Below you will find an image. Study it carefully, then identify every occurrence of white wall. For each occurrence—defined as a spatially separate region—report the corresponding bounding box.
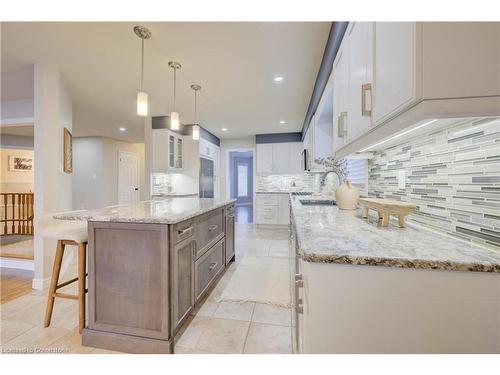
[1,99,34,121]
[72,136,146,210]
[220,137,256,200]
[33,63,73,289]
[0,148,34,193]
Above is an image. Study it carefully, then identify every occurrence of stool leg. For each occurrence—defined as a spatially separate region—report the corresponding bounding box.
[44,240,65,327]
[78,242,87,333]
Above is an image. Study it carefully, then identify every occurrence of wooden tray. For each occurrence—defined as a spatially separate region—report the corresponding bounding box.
[359,198,416,228]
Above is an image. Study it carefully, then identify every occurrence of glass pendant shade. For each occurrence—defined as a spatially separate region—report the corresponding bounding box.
[170,111,180,130]
[137,91,148,116]
[192,125,200,140]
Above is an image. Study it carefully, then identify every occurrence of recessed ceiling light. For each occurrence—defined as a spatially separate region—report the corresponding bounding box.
[221,127,228,132]
[274,76,283,82]
[279,120,286,125]
[119,127,127,132]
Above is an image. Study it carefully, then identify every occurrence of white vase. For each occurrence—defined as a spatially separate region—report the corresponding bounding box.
[335,181,360,210]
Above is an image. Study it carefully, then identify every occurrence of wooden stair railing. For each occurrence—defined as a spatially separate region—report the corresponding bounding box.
[1,192,34,236]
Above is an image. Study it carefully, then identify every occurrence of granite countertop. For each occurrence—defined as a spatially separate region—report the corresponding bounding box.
[290,195,500,273]
[54,197,236,225]
[256,189,315,194]
[152,193,198,197]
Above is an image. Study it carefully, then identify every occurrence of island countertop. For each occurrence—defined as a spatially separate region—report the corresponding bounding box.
[54,197,236,225]
[290,194,500,273]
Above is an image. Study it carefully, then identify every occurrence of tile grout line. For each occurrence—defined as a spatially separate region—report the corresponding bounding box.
[241,302,256,353]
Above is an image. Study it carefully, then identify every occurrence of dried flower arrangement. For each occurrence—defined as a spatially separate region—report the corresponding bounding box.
[314,156,349,182]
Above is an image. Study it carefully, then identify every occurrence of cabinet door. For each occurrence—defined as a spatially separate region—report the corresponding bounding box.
[176,137,183,169]
[152,129,169,172]
[347,22,374,142]
[289,142,303,174]
[332,45,349,152]
[372,22,417,125]
[277,194,290,226]
[272,143,291,174]
[256,144,273,174]
[173,238,194,330]
[168,133,176,168]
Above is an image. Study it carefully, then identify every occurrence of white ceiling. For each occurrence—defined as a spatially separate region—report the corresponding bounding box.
[1,22,330,142]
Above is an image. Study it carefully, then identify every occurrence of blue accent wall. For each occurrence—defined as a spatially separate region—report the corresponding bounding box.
[152,116,220,146]
[255,132,302,144]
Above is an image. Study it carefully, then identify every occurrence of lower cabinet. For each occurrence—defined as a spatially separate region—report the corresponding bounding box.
[172,237,195,330]
[194,238,225,301]
[256,193,290,226]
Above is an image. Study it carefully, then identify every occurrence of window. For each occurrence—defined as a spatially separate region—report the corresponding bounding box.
[237,164,248,197]
[346,159,368,196]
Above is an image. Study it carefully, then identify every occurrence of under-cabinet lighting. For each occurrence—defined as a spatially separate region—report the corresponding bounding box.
[119,127,127,132]
[221,127,228,132]
[358,119,438,152]
[274,76,283,82]
[279,120,286,125]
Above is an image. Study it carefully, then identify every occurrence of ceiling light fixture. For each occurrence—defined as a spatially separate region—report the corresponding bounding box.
[274,76,283,82]
[119,127,127,132]
[279,120,286,125]
[168,61,182,131]
[190,84,201,141]
[221,127,228,132]
[134,26,151,117]
[358,119,438,152]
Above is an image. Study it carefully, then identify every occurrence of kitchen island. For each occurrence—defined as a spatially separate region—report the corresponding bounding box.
[289,194,500,353]
[55,197,236,354]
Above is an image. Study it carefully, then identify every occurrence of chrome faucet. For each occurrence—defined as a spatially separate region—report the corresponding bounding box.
[320,170,343,190]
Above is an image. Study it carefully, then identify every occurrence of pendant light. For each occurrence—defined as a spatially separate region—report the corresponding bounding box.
[190,84,201,140]
[133,26,151,117]
[168,61,182,130]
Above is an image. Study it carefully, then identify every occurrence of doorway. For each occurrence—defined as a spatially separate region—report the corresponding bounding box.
[228,150,254,223]
[118,151,140,205]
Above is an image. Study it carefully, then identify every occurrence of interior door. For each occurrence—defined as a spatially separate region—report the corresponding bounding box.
[118,151,139,205]
[233,157,253,205]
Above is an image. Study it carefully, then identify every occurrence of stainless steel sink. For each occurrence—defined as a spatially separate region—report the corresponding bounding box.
[299,199,336,206]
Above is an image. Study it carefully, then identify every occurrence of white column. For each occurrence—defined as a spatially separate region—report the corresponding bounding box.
[32,63,73,290]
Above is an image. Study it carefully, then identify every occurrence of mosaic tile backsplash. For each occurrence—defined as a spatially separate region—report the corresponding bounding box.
[257,174,316,192]
[368,117,500,250]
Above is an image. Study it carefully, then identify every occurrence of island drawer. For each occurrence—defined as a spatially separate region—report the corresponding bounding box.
[194,238,225,301]
[172,219,194,244]
[256,194,279,206]
[195,208,224,257]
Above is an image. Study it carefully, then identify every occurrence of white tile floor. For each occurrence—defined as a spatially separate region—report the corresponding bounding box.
[0,220,293,354]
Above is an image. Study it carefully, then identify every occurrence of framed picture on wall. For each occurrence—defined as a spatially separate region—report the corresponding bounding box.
[63,127,72,173]
[9,156,34,172]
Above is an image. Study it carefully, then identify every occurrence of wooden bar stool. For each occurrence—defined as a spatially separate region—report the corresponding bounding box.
[39,213,88,333]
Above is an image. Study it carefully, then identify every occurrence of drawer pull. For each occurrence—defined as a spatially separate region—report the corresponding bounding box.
[177,227,192,236]
[208,261,219,272]
[208,224,218,232]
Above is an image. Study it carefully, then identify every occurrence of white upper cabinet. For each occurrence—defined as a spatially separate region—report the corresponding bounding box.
[152,128,183,172]
[256,142,303,174]
[332,44,349,153]
[372,22,417,126]
[256,143,273,174]
[347,22,374,142]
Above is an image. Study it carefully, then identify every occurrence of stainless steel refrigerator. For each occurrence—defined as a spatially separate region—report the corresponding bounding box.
[199,157,214,198]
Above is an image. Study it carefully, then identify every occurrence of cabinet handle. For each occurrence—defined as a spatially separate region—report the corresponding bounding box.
[208,261,218,272]
[192,241,197,257]
[337,111,347,138]
[178,226,193,236]
[296,298,303,314]
[361,83,372,117]
[208,224,218,232]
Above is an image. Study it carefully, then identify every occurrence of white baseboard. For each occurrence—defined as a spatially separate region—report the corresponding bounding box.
[0,257,34,271]
[32,276,51,290]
